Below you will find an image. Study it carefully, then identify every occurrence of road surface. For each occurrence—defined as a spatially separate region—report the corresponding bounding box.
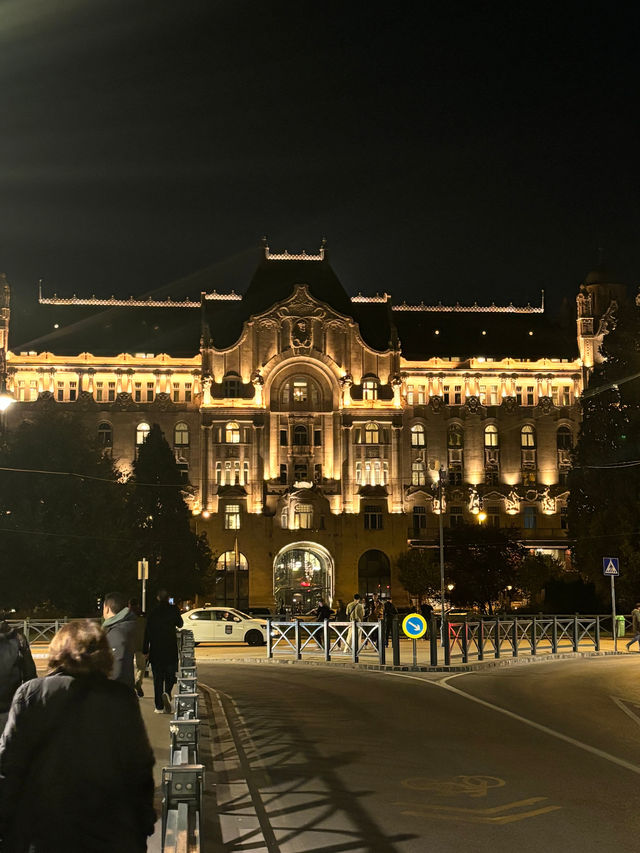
[198,656,640,852]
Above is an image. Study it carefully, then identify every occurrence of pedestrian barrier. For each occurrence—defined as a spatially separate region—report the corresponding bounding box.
[267,619,385,664]
[442,614,604,665]
[6,619,66,644]
[161,629,204,853]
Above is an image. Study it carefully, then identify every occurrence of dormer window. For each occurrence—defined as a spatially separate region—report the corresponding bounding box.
[362,377,378,401]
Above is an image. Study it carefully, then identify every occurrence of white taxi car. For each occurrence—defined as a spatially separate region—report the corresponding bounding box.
[182,607,267,646]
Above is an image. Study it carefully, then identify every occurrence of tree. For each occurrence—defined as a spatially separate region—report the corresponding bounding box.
[516,553,563,605]
[0,406,134,614]
[127,423,210,600]
[445,524,524,613]
[395,549,441,602]
[568,297,640,609]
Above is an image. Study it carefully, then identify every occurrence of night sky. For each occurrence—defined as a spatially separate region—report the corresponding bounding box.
[1,1,639,317]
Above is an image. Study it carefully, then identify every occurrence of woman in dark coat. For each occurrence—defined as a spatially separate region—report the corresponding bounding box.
[0,620,37,733]
[0,619,155,853]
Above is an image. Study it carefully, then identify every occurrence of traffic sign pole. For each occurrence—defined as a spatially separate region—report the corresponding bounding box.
[611,575,617,653]
[137,558,149,613]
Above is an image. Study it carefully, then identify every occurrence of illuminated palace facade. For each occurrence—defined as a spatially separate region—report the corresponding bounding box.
[0,246,623,611]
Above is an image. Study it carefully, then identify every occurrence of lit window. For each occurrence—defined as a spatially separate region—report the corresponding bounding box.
[215,462,222,484]
[222,374,242,397]
[365,422,379,444]
[407,384,414,404]
[224,504,241,530]
[411,424,425,447]
[417,385,426,404]
[295,504,313,529]
[362,378,378,401]
[484,425,499,447]
[174,422,189,447]
[448,425,463,447]
[521,425,536,448]
[226,422,240,444]
[136,422,150,447]
[293,380,308,402]
[411,460,426,486]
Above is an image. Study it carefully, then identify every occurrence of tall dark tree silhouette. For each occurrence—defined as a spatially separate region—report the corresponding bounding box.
[0,406,132,613]
[128,423,210,600]
[568,295,640,608]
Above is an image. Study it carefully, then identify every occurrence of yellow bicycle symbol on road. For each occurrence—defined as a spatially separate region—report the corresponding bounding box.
[401,775,505,799]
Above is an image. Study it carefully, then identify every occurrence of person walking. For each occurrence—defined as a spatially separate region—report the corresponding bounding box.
[143,589,183,714]
[420,600,434,640]
[102,591,138,688]
[0,619,36,734]
[383,597,398,648]
[314,600,331,622]
[0,619,155,853]
[128,598,147,698]
[626,602,640,651]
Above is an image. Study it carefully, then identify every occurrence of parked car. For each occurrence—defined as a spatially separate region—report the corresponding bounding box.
[181,607,267,646]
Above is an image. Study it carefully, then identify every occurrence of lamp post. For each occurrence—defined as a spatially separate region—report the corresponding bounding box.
[438,467,446,646]
[0,348,15,434]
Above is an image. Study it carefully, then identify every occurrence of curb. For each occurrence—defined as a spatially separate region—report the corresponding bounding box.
[198,649,624,673]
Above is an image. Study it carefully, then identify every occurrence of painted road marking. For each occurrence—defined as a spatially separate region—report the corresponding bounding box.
[401,775,505,798]
[382,671,640,776]
[394,796,561,825]
[611,696,640,729]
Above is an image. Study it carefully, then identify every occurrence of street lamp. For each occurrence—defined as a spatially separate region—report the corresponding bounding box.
[437,467,447,646]
[478,511,487,524]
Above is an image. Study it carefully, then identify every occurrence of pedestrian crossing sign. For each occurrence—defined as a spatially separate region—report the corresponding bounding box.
[603,557,620,576]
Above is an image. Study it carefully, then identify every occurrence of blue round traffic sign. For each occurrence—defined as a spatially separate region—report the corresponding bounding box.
[402,613,427,639]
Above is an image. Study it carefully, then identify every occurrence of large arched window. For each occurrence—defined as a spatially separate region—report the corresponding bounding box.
[365,422,379,444]
[357,549,390,598]
[557,426,572,450]
[98,422,113,449]
[293,425,308,446]
[215,550,249,610]
[174,421,189,447]
[484,424,499,447]
[279,376,321,410]
[448,424,464,447]
[521,425,536,448]
[136,422,150,447]
[411,424,425,447]
[225,421,240,444]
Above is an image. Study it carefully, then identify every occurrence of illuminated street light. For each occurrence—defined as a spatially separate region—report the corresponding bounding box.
[0,347,14,412]
[478,511,487,523]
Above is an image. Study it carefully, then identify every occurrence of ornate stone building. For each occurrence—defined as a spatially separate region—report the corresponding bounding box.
[0,245,623,611]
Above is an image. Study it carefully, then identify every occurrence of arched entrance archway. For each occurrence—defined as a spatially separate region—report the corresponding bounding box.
[273,542,334,616]
[358,549,391,598]
[215,551,249,611]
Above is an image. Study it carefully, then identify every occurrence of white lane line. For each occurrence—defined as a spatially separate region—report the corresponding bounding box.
[611,696,640,729]
[381,670,640,777]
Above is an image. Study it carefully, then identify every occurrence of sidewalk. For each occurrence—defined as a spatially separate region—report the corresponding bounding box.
[138,689,171,853]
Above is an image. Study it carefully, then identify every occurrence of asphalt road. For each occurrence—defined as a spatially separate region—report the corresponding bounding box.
[198,657,640,852]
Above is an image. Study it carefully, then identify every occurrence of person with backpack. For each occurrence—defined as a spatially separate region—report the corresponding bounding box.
[0,619,37,734]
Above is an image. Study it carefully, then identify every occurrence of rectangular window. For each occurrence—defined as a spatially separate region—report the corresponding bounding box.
[449,506,464,527]
[443,386,450,404]
[551,387,559,406]
[490,385,499,406]
[526,386,535,406]
[294,463,308,481]
[479,385,486,404]
[417,385,426,405]
[356,460,362,485]
[562,386,571,406]
[364,504,383,530]
[57,382,64,402]
[279,463,288,485]
[134,382,141,402]
[413,506,427,530]
[69,381,77,402]
[96,382,103,402]
[185,383,192,403]
[523,506,537,529]
[215,462,222,484]
[353,426,362,444]
[487,507,500,528]
[295,504,313,529]
[29,381,37,401]
[280,429,288,446]
[224,504,241,530]
[407,384,414,405]
[314,463,322,483]
[146,382,154,402]
[173,383,180,403]
[516,386,523,405]
[454,386,462,405]
[18,380,25,402]
[108,382,116,402]
[314,429,322,447]
[243,461,249,485]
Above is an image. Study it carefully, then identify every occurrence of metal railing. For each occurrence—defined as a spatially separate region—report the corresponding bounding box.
[161,629,204,853]
[267,619,386,664]
[5,619,66,644]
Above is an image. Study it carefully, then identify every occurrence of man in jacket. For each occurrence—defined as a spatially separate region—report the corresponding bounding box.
[102,591,138,688]
[0,621,37,733]
[143,590,183,714]
[345,594,364,652]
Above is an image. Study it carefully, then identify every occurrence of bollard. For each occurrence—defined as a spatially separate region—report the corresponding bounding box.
[429,615,438,665]
[170,719,200,765]
[178,676,197,694]
[161,764,205,849]
[175,693,198,720]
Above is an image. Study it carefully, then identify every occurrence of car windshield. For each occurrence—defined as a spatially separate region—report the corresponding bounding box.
[227,608,251,620]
